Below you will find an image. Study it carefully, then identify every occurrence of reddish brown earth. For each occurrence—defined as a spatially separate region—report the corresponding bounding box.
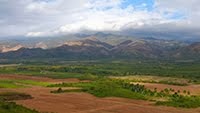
[0,74,200,113]
[15,88,200,113]
[0,74,88,83]
[136,83,200,95]
[1,87,198,113]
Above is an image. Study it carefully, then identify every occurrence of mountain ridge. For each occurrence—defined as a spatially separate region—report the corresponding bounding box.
[0,36,199,60]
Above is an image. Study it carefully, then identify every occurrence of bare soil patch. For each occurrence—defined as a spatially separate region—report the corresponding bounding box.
[0,86,199,113]
[0,74,88,83]
[0,74,200,113]
[136,82,200,95]
[15,87,200,113]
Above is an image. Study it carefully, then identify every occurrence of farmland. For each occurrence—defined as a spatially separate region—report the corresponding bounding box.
[0,60,199,113]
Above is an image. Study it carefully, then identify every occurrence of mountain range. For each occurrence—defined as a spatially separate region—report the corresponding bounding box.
[0,33,199,61]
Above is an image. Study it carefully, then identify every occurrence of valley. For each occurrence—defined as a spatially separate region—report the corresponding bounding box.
[0,60,200,113]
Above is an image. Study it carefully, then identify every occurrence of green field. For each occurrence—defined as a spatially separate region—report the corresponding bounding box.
[0,101,39,113]
[0,79,50,88]
[0,92,39,113]
[0,60,200,81]
[48,79,200,108]
[111,75,190,86]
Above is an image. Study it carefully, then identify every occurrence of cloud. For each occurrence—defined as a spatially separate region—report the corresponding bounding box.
[0,0,200,40]
[26,32,46,37]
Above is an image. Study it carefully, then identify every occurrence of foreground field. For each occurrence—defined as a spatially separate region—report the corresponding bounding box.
[15,89,200,113]
[0,74,200,113]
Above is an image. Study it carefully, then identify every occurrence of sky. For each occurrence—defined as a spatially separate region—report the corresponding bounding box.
[0,0,200,40]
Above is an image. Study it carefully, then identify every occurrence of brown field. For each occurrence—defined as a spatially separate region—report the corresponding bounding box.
[112,75,200,95]
[0,74,84,83]
[0,74,200,113]
[137,82,200,95]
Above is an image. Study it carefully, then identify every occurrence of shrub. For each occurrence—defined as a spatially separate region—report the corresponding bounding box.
[156,96,200,108]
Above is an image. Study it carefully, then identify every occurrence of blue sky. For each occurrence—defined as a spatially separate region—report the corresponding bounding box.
[121,0,185,20]
[121,0,154,11]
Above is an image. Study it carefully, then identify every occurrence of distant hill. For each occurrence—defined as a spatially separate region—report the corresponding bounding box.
[0,38,111,59]
[173,42,200,60]
[0,33,199,60]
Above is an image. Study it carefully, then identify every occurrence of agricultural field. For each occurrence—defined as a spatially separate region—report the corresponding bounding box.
[0,60,199,113]
[0,60,200,80]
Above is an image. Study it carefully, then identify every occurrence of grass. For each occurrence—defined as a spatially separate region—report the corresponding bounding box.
[0,92,39,113]
[48,79,200,108]
[111,75,189,86]
[0,60,200,109]
[0,80,24,88]
[0,79,50,88]
[0,101,39,113]
[158,80,188,86]
[14,80,50,87]
[156,95,200,108]
[0,92,33,101]
[0,60,200,81]
[48,79,147,100]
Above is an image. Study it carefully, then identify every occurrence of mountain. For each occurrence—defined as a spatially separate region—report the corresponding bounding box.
[0,38,111,59]
[35,42,48,49]
[174,42,200,60]
[63,37,113,49]
[111,38,188,59]
[46,38,112,59]
[0,48,45,59]
[0,45,23,53]
[0,32,185,52]
[111,40,163,58]
[0,33,199,61]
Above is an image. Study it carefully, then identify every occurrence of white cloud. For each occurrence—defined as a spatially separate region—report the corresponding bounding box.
[26,0,89,14]
[0,0,200,40]
[86,0,122,9]
[155,0,200,25]
[26,32,46,37]
[49,1,172,35]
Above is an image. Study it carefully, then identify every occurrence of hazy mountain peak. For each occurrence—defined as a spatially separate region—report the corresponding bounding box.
[0,45,23,53]
[187,42,200,52]
[62,37,112,49]
[35,42,48,49]
[84,36,100,42]
[118,40,133,46]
